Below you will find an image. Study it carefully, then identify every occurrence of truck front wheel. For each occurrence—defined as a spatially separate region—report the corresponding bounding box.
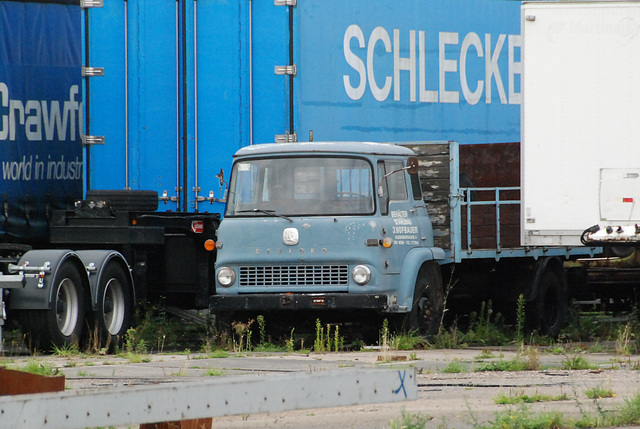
[406,262,444,338]
[21,262,87,351]
[94,263,133,350]
[531,269,567,338]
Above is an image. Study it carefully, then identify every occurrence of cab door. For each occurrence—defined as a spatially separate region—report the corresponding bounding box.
[377,159,422,274]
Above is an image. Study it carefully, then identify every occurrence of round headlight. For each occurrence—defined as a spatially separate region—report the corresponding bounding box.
[352,265,371,285]
[217,267,236,287]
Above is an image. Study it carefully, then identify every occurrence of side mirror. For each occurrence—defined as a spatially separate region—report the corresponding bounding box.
[407,157,419,175]
[216,169,225,186]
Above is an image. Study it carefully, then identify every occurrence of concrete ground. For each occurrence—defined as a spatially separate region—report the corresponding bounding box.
[4,345,640,428]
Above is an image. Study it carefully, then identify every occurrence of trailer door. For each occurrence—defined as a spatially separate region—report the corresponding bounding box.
[84,1,182,211]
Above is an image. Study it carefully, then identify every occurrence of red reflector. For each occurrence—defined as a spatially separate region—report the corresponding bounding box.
[623,198,635,203]
[191,221,204,233]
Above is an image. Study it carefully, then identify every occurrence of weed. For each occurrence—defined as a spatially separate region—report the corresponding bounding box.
[127,354,143,364]
[561,353,597,370]
[240,316,281,352]
[481,391,640,429]
[315,322,341,352]
[493,390,568,404]
[616,321,634,356]
[232,319,254,352]
[479,404,564,429]
[130,300,209,353]
[257,315,267,345]
[520,347,541,370]
[392,331,428,350]
[52,342,82,358]
[475,352,540,372]
[124,327,147,355]
[587,342,608,353]
[380,318,427,352]
[473,350,496,361]
[457,301,510,347]
[438,268,458,336]
[389,408,432,429]
[333,325,343,352]
[204,368,225,377]
[253,343,285,352]
[611,393,640,426]
[285,328,295,353]
[15,360,59,376]
[441,360,468,373]
[585,385,615,399]
[314,318,323,352]
[432,323,466,349]
[200,334,231,355]
[515,293,526,347]
[548,345,566,355]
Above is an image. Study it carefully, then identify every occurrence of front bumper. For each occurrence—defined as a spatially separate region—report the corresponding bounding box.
[210,293,389,312]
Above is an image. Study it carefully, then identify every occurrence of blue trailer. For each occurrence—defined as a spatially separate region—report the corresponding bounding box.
[85,0,524,211]
[0,0,220,351]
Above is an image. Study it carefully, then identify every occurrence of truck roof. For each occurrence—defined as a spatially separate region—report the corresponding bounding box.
[233,142,415,157]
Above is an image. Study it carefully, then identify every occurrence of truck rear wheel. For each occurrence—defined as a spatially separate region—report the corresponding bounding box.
[21,262,86,351]
[406,262,444,338]
[94,263,133,350]
[531,268,567,337]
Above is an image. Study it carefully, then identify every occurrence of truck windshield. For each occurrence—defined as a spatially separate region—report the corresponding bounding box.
[226,156,375,216]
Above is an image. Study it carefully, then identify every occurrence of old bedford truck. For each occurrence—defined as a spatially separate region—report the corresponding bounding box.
[212,142,445,336]
[210,140,594,338]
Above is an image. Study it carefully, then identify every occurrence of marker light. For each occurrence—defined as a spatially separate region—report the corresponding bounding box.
[381,237,393,248]
[204,239,216,251]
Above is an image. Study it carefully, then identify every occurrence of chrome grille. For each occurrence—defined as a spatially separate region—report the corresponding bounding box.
[239,265,349,287]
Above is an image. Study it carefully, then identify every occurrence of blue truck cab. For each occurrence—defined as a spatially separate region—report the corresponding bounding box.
[211,142,446,335]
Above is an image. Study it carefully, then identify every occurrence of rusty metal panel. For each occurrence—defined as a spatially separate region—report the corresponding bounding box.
[0,367,65,396]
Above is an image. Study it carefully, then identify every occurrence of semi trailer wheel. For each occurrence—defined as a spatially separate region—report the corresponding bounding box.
[21,262,87,351]
[94,263,133,349]
[406,262,444,338]
[531,268,567,338]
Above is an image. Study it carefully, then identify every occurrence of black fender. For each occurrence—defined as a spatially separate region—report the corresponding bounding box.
[75,250,134,312]
[7,249,89,310]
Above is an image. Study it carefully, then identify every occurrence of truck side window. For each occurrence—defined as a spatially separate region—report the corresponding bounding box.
[377,160,408,215]
[410,171,422,200]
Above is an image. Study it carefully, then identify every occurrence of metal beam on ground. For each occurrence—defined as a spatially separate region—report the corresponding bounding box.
[0,368,416,429]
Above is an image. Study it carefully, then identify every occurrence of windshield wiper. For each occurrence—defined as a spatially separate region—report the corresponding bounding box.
[237,209,293,223]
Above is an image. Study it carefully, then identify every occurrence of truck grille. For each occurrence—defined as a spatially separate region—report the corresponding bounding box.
[239,265,349,287]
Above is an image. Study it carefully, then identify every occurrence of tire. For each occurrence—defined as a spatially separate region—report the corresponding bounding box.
[86,189,158,212]
[531,269,567,338]
[20,262,86,351]
[94,263,133,350]
[405,262,444,338]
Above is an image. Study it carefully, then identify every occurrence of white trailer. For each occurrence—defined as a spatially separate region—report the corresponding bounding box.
[522,1,640,247]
